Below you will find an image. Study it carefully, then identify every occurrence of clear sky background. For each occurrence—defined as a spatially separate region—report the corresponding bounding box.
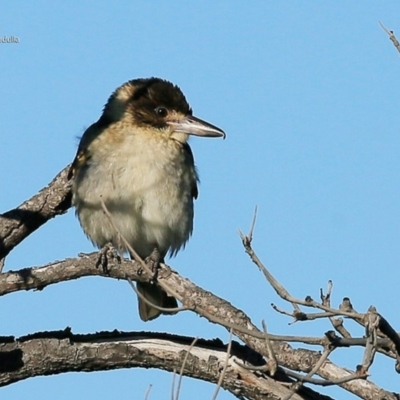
[2,2,400,399]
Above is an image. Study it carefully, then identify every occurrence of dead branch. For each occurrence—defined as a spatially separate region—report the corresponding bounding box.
[0,165,72,260]
[0,329,310,400]
[239,223,399,399]
[1,165,399,398]
[0,254,397,399]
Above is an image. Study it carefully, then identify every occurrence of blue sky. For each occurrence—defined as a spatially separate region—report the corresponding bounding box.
[2,2,400,399]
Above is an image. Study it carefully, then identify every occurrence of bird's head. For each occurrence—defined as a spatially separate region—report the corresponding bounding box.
[102,77,226,143]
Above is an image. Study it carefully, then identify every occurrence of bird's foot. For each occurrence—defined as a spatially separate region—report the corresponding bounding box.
[96,242,121,273]
[144,248,162,281]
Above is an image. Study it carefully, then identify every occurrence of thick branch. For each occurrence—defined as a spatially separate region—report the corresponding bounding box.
[0,255,397,400]
[0,329,322,400]
[0,165,72,260]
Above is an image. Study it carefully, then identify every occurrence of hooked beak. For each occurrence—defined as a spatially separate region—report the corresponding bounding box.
[167,115,226,139]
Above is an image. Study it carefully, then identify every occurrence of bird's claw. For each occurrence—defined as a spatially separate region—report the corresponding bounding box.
[143,248,161,280]
[96,242,121,273]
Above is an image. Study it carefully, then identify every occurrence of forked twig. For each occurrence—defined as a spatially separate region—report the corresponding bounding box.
[238,210,393,391]
[238,208,301,312]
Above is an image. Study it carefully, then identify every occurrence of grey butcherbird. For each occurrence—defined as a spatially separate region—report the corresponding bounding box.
[69,77,225,321]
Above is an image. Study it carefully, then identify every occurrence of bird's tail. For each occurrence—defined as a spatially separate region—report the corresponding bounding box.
[136,281,178,321]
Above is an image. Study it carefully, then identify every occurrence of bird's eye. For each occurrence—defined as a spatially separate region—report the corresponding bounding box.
[155,107,168,118]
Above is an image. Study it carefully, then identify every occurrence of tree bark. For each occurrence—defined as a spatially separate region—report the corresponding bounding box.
[0,329,331,400]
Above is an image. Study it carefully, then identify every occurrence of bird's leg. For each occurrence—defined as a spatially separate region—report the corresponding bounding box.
[95,242,121,273]
[144,247,162,281]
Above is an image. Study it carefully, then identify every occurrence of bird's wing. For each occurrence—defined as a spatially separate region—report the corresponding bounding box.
[182,142,199,200]
[68,122,105,180]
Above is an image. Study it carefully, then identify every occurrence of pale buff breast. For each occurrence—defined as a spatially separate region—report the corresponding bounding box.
[72,127,196,259]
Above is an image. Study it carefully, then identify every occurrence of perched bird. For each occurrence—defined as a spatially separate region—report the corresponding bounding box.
[69,77,225,321]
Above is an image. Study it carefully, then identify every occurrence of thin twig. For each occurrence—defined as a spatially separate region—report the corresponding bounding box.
[241,236,364,319]
[320,280,332,305]
[211,329,233,400]
[144,384,152,400]
[323,282,352,338]
[100,198,147,270]
[262,320,277,376]
[127,277,187,314]
[171,370,176,400]
[283,347,333,400]
[271,304,342,322]
[100,198,181,301]
[379,21,400,54]
[174,337,198,400]
[282,367,367,387]
[239,227,301,312]
[248,206,258,242]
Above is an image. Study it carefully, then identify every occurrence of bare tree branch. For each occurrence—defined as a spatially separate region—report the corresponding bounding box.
[1,165,399,399]
[0,254,397,399]
[0,329,324,400]
[0,165,72,260]
[238,233,399,399]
